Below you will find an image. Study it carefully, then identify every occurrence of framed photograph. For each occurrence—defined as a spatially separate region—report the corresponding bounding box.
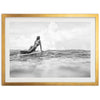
[2,14,99,85]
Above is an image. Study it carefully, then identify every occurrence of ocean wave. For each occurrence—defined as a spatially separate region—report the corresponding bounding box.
[10,49,90,61]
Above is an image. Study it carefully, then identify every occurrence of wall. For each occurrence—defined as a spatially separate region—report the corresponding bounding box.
[0,0,100,100]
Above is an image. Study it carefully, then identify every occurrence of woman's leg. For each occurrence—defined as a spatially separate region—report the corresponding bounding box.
[20,50,29,54]
[28,47,36,53]
[20,46,36,54]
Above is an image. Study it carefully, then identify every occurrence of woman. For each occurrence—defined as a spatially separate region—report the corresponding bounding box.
[20,36,42,54]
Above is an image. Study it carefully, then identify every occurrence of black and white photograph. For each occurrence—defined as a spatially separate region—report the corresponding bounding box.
[10,18,91,78]
[2,14,98,85]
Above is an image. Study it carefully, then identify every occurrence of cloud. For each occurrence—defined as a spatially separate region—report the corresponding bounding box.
[10,22,91,50]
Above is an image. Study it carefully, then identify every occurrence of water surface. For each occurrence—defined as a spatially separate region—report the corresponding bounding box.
[10,50,90,77]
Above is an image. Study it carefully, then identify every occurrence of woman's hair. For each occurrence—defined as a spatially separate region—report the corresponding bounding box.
[36,36,40,40]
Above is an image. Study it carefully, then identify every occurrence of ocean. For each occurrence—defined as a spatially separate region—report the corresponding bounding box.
[10,50,90,78]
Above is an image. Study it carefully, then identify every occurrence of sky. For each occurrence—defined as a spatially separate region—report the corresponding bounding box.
[9,21,91,50]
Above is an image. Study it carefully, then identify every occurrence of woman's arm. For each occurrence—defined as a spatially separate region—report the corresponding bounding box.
[40,40,42,52]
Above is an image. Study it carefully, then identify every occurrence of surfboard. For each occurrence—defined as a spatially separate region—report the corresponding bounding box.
[19,51,41,56]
